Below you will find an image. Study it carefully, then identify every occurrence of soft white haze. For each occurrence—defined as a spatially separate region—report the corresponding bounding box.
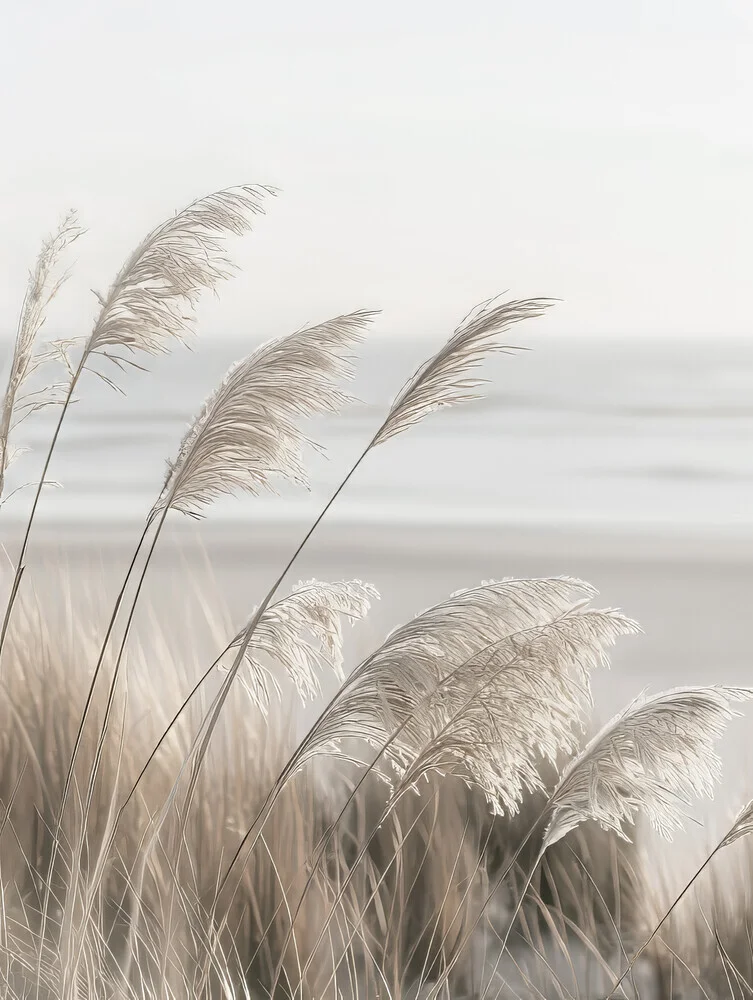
[2,0,752,340]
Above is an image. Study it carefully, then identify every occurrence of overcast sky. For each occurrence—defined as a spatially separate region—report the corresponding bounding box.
[2,0,752,341]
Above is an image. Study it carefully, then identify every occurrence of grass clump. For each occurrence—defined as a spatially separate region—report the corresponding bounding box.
[0,186,750,1000]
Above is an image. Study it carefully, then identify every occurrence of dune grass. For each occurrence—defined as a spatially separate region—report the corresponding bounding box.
[0,187,751,999]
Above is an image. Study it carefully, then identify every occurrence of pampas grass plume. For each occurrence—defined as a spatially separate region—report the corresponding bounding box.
[86,185,274,362]
[154,311,375,519]
[373,295,553,446]
[225,579,379,712]
[0,211,84,496]
[544,685,753,849]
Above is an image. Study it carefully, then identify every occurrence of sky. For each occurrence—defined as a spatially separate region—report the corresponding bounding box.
[2,0,752,342]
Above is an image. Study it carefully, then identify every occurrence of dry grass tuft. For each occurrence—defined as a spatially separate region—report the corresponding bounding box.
[0,187,749,1000]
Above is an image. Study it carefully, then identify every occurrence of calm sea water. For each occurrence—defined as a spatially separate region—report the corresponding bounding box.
[3,335,752,531]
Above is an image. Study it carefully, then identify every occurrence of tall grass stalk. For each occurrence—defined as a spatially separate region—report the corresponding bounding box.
[27,187,272,994]
[1,187,271,663]
[0,213,84,658]
[12,185,273,915]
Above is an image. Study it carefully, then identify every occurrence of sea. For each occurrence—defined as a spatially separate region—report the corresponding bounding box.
[2,335,752,533]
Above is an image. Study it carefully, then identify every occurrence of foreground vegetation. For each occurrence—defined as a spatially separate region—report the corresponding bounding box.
[0,188,751,999]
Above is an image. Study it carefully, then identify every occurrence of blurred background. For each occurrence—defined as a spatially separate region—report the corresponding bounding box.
[1,0,752,845]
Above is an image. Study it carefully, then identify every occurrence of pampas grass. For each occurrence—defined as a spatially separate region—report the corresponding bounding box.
[544,685,753,849]
[372,296,553,446]
[430,687,753,999]
[226,579,380,712]
[0,186,273,657]
[0,184,750,1000]
[155,312,373,519]
[86,186,272,361]
[0,211,83,501]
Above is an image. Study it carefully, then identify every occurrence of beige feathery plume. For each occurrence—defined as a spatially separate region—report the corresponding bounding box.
[296,578,609,780]
[85,185,273,362]
[395,607,639,818]
[0,212,83,496]
[224,579,379,711]
[373,295,553,446]
[152,311,374,519]
[543,685,753,849]
[719,797,753,849]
